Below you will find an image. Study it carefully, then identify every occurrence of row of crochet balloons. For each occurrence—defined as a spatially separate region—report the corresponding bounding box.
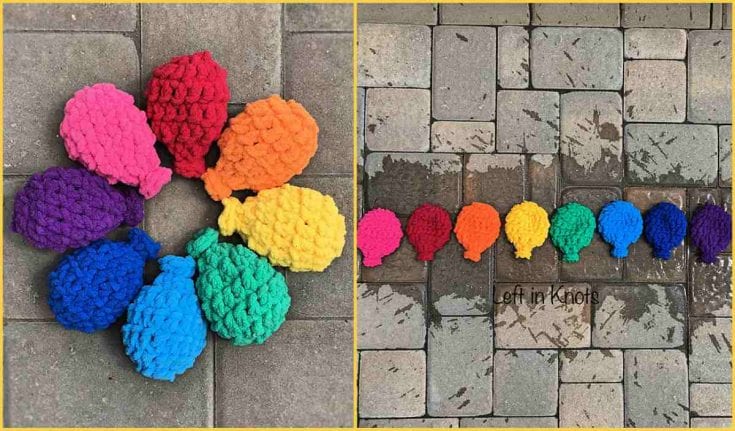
[11,51,347,382]
[358,200,731,266]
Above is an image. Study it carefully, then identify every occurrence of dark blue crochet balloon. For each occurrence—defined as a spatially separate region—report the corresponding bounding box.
[598,200,643,258]
[644,202,687,260]
[48,228,160,333]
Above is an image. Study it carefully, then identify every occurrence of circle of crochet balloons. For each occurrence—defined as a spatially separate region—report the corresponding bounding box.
[186,228,290,346]
[48,228,160,333]
[59,83,172,199]
[201,95,319,201]
[505,201,550,259]
[690,203,732,264]
[454,202,501,262]
[218,184,346,272]
[122,255,207,382]
[11,167,144,253]
[644,202,687,260]
[549,202,596,263]
[145,51,230,178]
[406,203,452,262]
[597,200,643,258]
[357,208,403,267]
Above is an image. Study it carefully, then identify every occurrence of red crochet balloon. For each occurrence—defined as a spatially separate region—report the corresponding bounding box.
[145,51,230,178]
[406,203,452,261]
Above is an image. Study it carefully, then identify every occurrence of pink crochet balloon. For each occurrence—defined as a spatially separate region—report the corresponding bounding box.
[60,83,172,199]
[358,208,403,267]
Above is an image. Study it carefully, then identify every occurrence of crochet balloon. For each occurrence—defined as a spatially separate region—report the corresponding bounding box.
[48,228,160,333]
[122,255,207,382]
[201,95,319,201]
[549,202,596,263]
[218,184,346,272]
[597,200,643,258]
[11,167,144,253]
[186,228,290,345]
[454,202,501,262]
[643,202,687,260]
[357,208,403,267]
[504,201,550,259]
[405,203,452,262]
[690,203,731,264]
[59,83,172,199]
[145,51,230,178]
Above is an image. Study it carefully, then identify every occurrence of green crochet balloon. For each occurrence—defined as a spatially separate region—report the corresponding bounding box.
[549,202,596,263]
[186,227,290,346]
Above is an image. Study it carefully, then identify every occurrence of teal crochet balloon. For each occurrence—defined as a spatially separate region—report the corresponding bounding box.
[549,202,596,263]
[186,228,290,346]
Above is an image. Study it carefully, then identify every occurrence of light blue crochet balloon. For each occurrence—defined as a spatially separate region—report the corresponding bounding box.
[597,200,643,258]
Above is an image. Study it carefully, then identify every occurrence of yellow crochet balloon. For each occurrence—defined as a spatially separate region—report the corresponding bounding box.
[505,201,550,259]
[218,184,346,272]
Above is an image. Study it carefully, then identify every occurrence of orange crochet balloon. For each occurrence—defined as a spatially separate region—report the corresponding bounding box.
[201,95,318,201]
[454,202,501,262]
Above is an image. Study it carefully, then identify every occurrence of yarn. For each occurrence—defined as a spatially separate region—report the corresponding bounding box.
[549,202,596,263]
[145,51,230,178]
[59,83,172,199]
[122,255,207,382]
[201,95,319,201]
[454,202,501,262]
[643,202,687,260]
[11,167,144,253]
[357,208,403,267]
[505,201,550,259]
[48,228,160,333]
[597,200,643,258]
[186,228,290,345]
[405,203,452,262]
[218,184,345,272]
[690,203,731,264]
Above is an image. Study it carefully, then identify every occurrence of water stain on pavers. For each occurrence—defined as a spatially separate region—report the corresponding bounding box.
[358,283,426,349]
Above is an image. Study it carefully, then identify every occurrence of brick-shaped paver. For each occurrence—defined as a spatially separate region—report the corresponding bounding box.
[432,26,496,121]
[529,155,559,210]
[624,60,686,122]
[690,317,732,383]
[463,154,524,215]
[431,238,491,316]
[496,90,559,153]
[493,350,558,416]
[366,88,430,152]
[726,4,732,29]
[690,256,732,317]
[497,26,529,89]
[431,121,494,153]
[690,383,732,417]
[714,3,724,29]
[624,350,689,427]
[560,349,623,382]
[360,222,427,283]
[357,4,437,25]
[559,383,623,427]
[495,236,559,283]
[622,4,710,28]
[720,126,732,186]
[284,4,351,31]
[358,283,426,349]
[688,30,732,124]
[691,417,733,428]
[531,28,623,90]
[624,29,687,59]
[494,283,591,349]
[358,24,431,88]
[459,417,558,428]
[427,317,493,416]
[359,350,426,418]
[5,4,137,31]
[532,4,619,27]
[439,4,529,25]
[358,87,365,179]
[360,418,458,428]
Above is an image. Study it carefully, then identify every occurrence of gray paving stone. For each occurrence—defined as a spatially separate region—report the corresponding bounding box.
[713,4,724,29]
[3,33,139,174]
[464,154,524,215]
[496,90,559,153]
[357,283,426,349]
[624,350,689,427]
[284,4,352,31]
[216,320,352,427]
[360,418,459,428]
[690,383,731,417]
[431,237,491,316]
[358,4,437,25]
[720,126,732,186]
[495,237,559,283]
[141,4,281,103]
[531,28,623,90]
[360,219,427,283]
[691,417,732,428]
[432,26,496,121]
[532,4,620,27]
[498,26,529,89]
[459,417,558,428]
[688,30,732,123]
[690,317,732,383]
[493,350,559,416]
[529,154,559,211]
[624,29,687,59]
[431,121,495,153]
[690,255,732,317]
[358,87,365,180]
[726,4,732,29]
[4,4,137,31]
[366,88,430,152]
[358,24,431,88]
[624,60,686,122]
[439,4,529,25]
[560,349,623,382]
[359,350,426,418]
[559,383,624,427]
[622,4,710,28]
[4,322,213,427]
[427,317,493,416]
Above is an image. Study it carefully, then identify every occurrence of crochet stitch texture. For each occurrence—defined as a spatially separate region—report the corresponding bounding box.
[454,202,501,262]
[644,202,687,260]
[505,201,550,259]
[357,208,403,267]
[48,228,160,333]
[201,95,319,201]
[406,203,452,262]
[12,167,144,253]
[597,200,643,258]
[186,228,290,345]
[122,255,207,382]
[145,51,230,178]
[549,202,596,263]
[690,203,731,264]
[59,83,172,199]
[218,184,346,272]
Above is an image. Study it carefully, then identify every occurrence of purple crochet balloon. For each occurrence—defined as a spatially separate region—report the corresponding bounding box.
[12,167,144,253]
[690,203,732,264]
